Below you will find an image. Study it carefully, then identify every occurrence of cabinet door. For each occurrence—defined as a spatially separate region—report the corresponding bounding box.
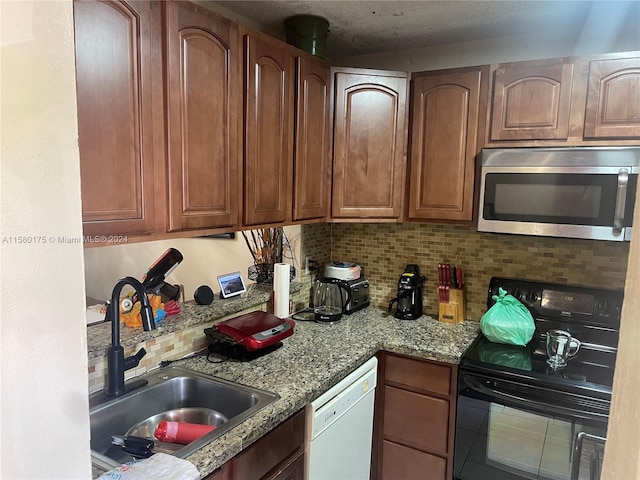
[584,57,640,139]
[407,68,484,222]
[381,440,446,480]
[244,33,295,226]
[490,62,574,140]
[293,56,331,222]
[165,1,240,232]
[74,0,158,236]
[265,450,305,480]
[383,386,450,454]
[332,68,408,219]
[233,410,305,480]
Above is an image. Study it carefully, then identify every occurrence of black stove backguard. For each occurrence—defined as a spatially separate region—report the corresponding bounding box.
[486,277,623,353]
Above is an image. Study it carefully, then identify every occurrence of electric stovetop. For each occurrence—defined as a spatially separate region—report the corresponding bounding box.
[459,277,624,401]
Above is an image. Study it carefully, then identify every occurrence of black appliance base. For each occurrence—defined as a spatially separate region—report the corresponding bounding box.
[207,339,283,361]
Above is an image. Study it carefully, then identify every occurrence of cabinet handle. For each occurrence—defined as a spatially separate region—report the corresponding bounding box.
[613,168,629,234]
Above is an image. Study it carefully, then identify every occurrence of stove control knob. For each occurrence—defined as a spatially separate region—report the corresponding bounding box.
[597,299,611,316]
[512,288,522,301]
[524,290,538,304]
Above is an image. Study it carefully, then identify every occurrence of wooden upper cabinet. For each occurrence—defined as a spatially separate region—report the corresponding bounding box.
[584,56,640,139]
[165,1,240,232]
[331,68,409,220]
[490,61,574,141]
[74,0,159,236]
[407,68,486,222]
[292,55,331,222]
[243,32,295,227]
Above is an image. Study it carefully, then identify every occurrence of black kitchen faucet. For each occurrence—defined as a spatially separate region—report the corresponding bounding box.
[106,277,156,397]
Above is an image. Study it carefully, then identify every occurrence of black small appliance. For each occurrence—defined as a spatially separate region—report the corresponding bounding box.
[141,248,183,301]
[388,264,426,320]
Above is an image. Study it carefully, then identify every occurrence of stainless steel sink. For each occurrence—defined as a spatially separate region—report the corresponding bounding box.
[89,366,279,464]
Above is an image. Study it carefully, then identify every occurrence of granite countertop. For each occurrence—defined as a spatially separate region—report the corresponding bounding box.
[173,307,481,478]
[89,290,480,479]
[87,283,301,359]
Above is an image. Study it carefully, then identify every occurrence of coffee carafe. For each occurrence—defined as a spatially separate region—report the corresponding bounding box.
[313,278,352,323]
[388,264,426,320]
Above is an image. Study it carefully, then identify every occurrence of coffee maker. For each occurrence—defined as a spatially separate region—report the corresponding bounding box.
[388,264,426,320]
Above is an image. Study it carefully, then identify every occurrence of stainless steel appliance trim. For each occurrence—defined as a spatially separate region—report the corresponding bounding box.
[613,169,629,234]
[476,219,628,241]
[570,432,606,480]
[480,147,640,169]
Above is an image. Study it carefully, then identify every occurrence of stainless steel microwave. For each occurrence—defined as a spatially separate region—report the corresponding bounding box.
[477,147,639,242]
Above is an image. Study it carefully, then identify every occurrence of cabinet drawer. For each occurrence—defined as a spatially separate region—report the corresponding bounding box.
[234,410,305,480]
[383,386,449,454]
[385,354,452,396]
[381,439,446,480]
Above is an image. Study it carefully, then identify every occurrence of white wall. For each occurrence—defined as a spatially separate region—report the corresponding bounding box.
[84,226,301,301]
[0,1,90,478]
[334,3,639,71]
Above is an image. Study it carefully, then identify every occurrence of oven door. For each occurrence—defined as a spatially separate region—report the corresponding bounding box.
[455,371,607,480]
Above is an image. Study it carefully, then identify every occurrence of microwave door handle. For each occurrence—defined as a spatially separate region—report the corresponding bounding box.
[613,168,629,234]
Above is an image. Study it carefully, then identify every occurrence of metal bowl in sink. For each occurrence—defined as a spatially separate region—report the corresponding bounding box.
[89,366,279,465]
[125,407,228,439]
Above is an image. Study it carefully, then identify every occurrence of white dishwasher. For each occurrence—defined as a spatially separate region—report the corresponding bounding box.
[307,357,378,480]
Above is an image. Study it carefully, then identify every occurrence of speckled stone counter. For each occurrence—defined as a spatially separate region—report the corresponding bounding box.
[170,307,481,478]
[87,283,302,360]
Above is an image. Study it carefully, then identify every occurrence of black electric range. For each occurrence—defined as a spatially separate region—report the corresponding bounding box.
[459,277,623,423]
[455,277,624,480]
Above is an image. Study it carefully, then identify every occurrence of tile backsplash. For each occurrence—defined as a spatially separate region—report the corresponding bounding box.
[302,223,629,320]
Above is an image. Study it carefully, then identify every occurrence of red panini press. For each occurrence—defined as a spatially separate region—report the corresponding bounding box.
[204,311,295,360]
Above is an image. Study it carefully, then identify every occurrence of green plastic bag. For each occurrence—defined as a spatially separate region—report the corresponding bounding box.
[480,288,535,346]
[478,342,532,371]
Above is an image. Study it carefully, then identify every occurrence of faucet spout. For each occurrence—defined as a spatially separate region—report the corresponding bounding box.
[106,276,156,397]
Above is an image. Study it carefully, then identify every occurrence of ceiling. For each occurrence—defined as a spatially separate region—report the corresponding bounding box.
[206,1,640,59]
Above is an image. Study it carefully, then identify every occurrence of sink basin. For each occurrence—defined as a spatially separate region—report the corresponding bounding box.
[89,366,279,464]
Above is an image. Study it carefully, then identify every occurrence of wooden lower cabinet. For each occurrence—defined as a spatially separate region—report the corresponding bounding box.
[382,440,446,480]
[373,352,458,480]
[203,410,305,480]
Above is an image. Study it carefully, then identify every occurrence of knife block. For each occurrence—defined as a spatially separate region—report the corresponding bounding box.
[438,287,466,324]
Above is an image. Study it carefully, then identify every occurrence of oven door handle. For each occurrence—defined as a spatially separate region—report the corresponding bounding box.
[570,431,606,480]
[462,375,608,422]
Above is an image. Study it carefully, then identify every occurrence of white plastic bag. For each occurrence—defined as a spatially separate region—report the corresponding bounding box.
[97,453,199,480]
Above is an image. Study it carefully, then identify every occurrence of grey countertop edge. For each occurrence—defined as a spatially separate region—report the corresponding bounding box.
[87,282,303,360]
[169,307,482,479]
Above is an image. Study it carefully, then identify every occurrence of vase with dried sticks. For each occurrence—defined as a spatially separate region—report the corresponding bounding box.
[242,228,295,284]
